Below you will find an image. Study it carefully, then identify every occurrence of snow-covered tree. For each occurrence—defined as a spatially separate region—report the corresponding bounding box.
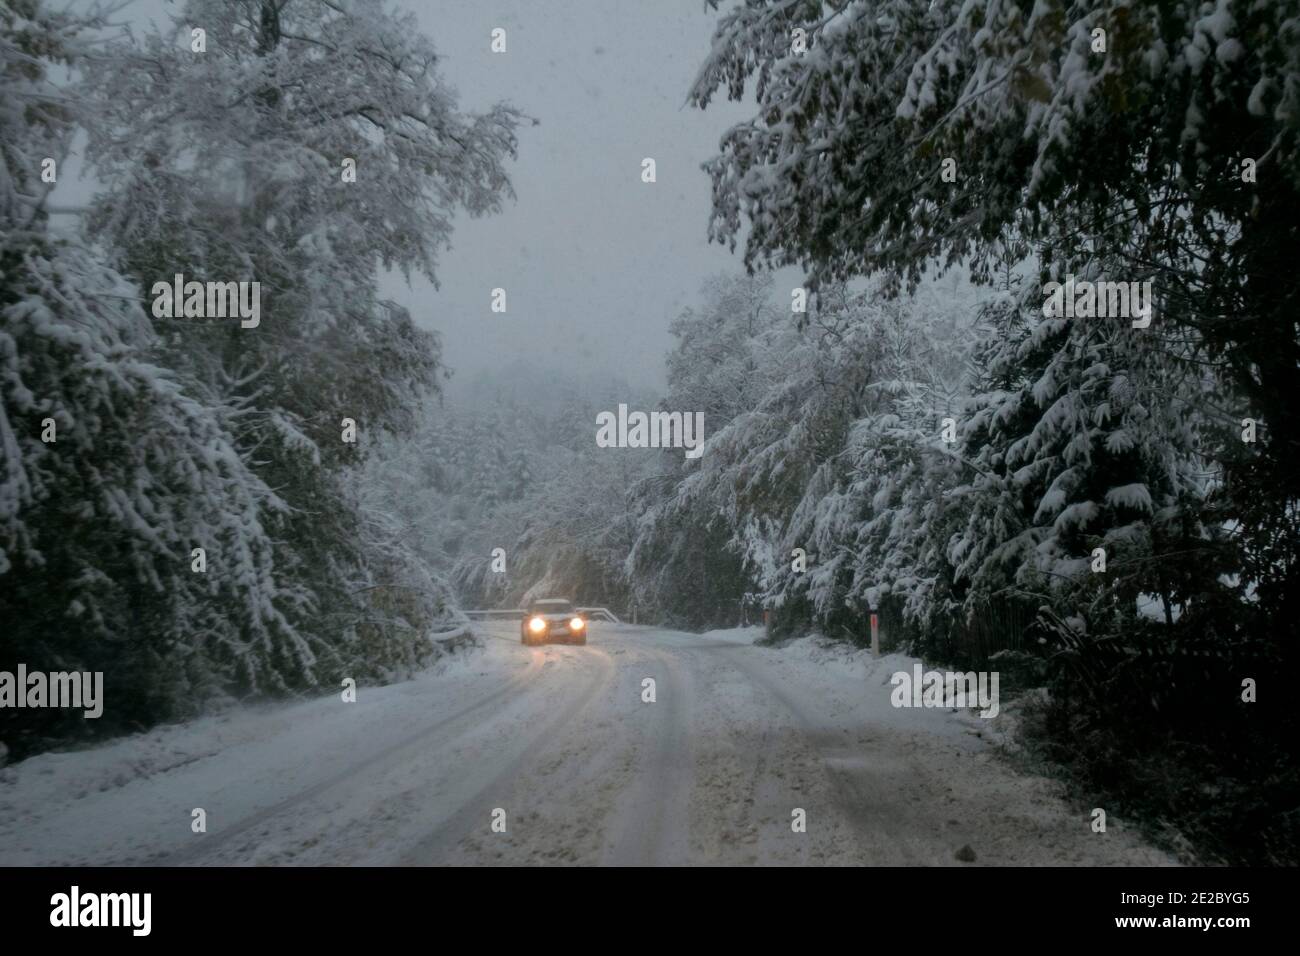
[950,274,1233,637]
[691,0,1300,643]
[628,271,980,637]
[1,1,317,753]
[2,0,523,755]
[365,371,656,617]
[77,0,522,680]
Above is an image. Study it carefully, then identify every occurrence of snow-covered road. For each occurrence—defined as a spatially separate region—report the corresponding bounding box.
[0,623,1176,866]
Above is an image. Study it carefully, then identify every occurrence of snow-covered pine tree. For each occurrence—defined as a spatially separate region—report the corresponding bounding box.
[951,271,1237,674]
[691,0,1300,650]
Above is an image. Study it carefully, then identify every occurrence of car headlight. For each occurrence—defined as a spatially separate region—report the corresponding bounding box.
[570,617,585,630]
[528,616,547,633]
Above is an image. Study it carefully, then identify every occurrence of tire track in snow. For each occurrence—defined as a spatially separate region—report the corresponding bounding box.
[597,640,694,866]
[683,639,925,864]
[398,645,617,865]
[159,653,547,866]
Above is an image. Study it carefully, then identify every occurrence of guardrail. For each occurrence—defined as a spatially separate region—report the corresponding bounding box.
[458,607,623,624]
[577,607,622,623]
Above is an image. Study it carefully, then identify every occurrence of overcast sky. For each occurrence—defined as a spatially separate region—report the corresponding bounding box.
[54,0,779,392]
[387,0,767,393]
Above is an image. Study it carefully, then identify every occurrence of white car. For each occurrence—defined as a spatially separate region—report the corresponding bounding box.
[521,598,587,646]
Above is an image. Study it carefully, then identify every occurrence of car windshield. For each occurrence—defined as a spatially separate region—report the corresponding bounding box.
[530,600,574,615]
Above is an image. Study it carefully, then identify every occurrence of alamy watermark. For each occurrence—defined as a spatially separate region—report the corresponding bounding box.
[0,665,103,718]
[1042,275,1153,328]
[50,886,150,936]
[596,404,704,459]
[890,664,999,718]
[151,272,260,328]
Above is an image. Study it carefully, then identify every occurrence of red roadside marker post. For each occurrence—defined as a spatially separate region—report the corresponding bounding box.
[870,612,879,658]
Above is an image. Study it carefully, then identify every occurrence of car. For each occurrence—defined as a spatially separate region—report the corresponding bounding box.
[521,598,587,646]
